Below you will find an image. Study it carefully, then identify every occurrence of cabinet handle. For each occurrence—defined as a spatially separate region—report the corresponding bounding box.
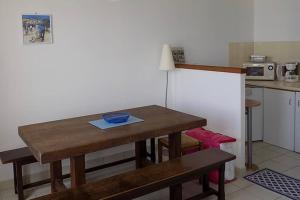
[289,99,292,105]
[298,100,300,107]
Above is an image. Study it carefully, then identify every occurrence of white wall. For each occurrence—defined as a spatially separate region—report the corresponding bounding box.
[0,0,253,182]
[254,0,300,41]
[169,70,245,169]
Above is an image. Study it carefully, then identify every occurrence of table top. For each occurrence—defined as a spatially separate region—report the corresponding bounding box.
[19,105,207,163]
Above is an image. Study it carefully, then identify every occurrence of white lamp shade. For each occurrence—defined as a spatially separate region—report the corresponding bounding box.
[159,44,175,71]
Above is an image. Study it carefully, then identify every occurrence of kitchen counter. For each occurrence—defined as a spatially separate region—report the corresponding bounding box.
[246,80,300,92]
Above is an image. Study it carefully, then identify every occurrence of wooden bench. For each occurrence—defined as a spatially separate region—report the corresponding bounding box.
[33,149,235,200]
[0,144,154,200]
[0,147,38,200]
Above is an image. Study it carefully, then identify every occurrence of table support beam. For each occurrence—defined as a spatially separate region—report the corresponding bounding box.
[168,132,182,200]
[70,155,86,188]
[50,161,66,193]
[135,140,148,169]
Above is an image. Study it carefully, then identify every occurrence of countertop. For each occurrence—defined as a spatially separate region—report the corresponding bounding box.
[246,80,300,92]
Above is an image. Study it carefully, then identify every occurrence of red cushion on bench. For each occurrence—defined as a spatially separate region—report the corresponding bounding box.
[186,128,236,149]
[186,128,236,184]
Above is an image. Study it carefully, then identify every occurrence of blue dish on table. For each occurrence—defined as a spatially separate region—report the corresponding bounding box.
[102,112,130,124]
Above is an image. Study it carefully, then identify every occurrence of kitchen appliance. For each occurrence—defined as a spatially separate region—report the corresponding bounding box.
[285,63,299,82]
[250,55,267,63]
[243,62,276,80]
[276,64,286,81]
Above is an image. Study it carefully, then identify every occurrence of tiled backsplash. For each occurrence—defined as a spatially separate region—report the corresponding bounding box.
[229,41,300,67]
[229,42,254,67]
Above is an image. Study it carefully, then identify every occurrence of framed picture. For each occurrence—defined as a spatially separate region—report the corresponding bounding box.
[171,47,185,64]
[22,14,53,44]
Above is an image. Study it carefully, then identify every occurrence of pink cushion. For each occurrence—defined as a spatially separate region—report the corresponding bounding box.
[185,128,236,184]
[185,128,236,149]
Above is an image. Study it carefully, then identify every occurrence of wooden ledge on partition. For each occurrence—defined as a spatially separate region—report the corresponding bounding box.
[175,64,246,74]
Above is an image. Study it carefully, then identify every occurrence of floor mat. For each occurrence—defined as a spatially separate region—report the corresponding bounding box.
[244,168,300,200]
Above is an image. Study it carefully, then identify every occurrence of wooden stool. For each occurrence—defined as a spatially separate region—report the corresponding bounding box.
[0,147,37,200]
[158,134,202,163]
[245,99,261,170]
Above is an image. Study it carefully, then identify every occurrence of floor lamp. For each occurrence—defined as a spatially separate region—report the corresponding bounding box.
[149,44,175,162]
[159,44,175,108]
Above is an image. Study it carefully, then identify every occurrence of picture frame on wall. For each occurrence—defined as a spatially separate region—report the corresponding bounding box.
[22,14,53,44]
[171,47,185,64]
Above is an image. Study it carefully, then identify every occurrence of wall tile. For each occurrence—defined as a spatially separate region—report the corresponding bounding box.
[229,42,254,67]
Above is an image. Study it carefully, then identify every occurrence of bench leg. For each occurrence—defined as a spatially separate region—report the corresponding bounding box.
[169,132,182,200]
[218,164,225,200]
[13,163,18,194]
[202,173,210,192]
[150,138,156,163]
[15,162,24,200]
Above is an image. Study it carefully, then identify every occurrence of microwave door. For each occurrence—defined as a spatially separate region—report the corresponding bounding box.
[247,67,264,76]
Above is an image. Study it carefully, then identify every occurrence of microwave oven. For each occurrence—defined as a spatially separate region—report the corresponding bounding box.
[243,63,275,80]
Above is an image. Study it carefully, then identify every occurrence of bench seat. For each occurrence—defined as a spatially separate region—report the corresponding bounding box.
[33,149,235,200]
[0,147,36,164]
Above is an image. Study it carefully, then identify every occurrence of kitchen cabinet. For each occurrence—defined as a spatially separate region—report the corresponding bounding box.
[246,87,264,141]
[295,92,300,153]
[264,88,295,151]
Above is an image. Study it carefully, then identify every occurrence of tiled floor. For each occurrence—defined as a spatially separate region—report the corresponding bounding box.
[1,142,300,200]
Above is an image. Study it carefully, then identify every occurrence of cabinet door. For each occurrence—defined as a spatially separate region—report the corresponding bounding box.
[295,92,300,153]
[246,87,264,141]
[264,88,295,151]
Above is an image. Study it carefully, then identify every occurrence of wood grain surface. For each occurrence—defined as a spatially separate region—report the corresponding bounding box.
[32,149,235,200]
[19,105,207,163]
[176,64,246,74]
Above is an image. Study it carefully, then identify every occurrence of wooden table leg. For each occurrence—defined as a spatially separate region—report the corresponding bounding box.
[158,140,163,163]
[150,138,156,163]
[168,132,182,200]
[70,155,86,188]
[50,160,65,193]
[135,140,147,169]
[218,164,225,200]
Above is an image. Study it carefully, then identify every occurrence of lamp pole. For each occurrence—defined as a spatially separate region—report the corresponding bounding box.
[159,44,175,108]
[165,71,169,108]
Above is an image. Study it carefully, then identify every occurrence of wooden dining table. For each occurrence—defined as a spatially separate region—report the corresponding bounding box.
[18,105,207,200]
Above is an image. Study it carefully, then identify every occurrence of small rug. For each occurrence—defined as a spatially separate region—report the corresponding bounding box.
[244,168,300,200]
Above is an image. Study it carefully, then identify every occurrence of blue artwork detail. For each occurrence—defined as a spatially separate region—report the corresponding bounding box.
[22,14,52,44]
